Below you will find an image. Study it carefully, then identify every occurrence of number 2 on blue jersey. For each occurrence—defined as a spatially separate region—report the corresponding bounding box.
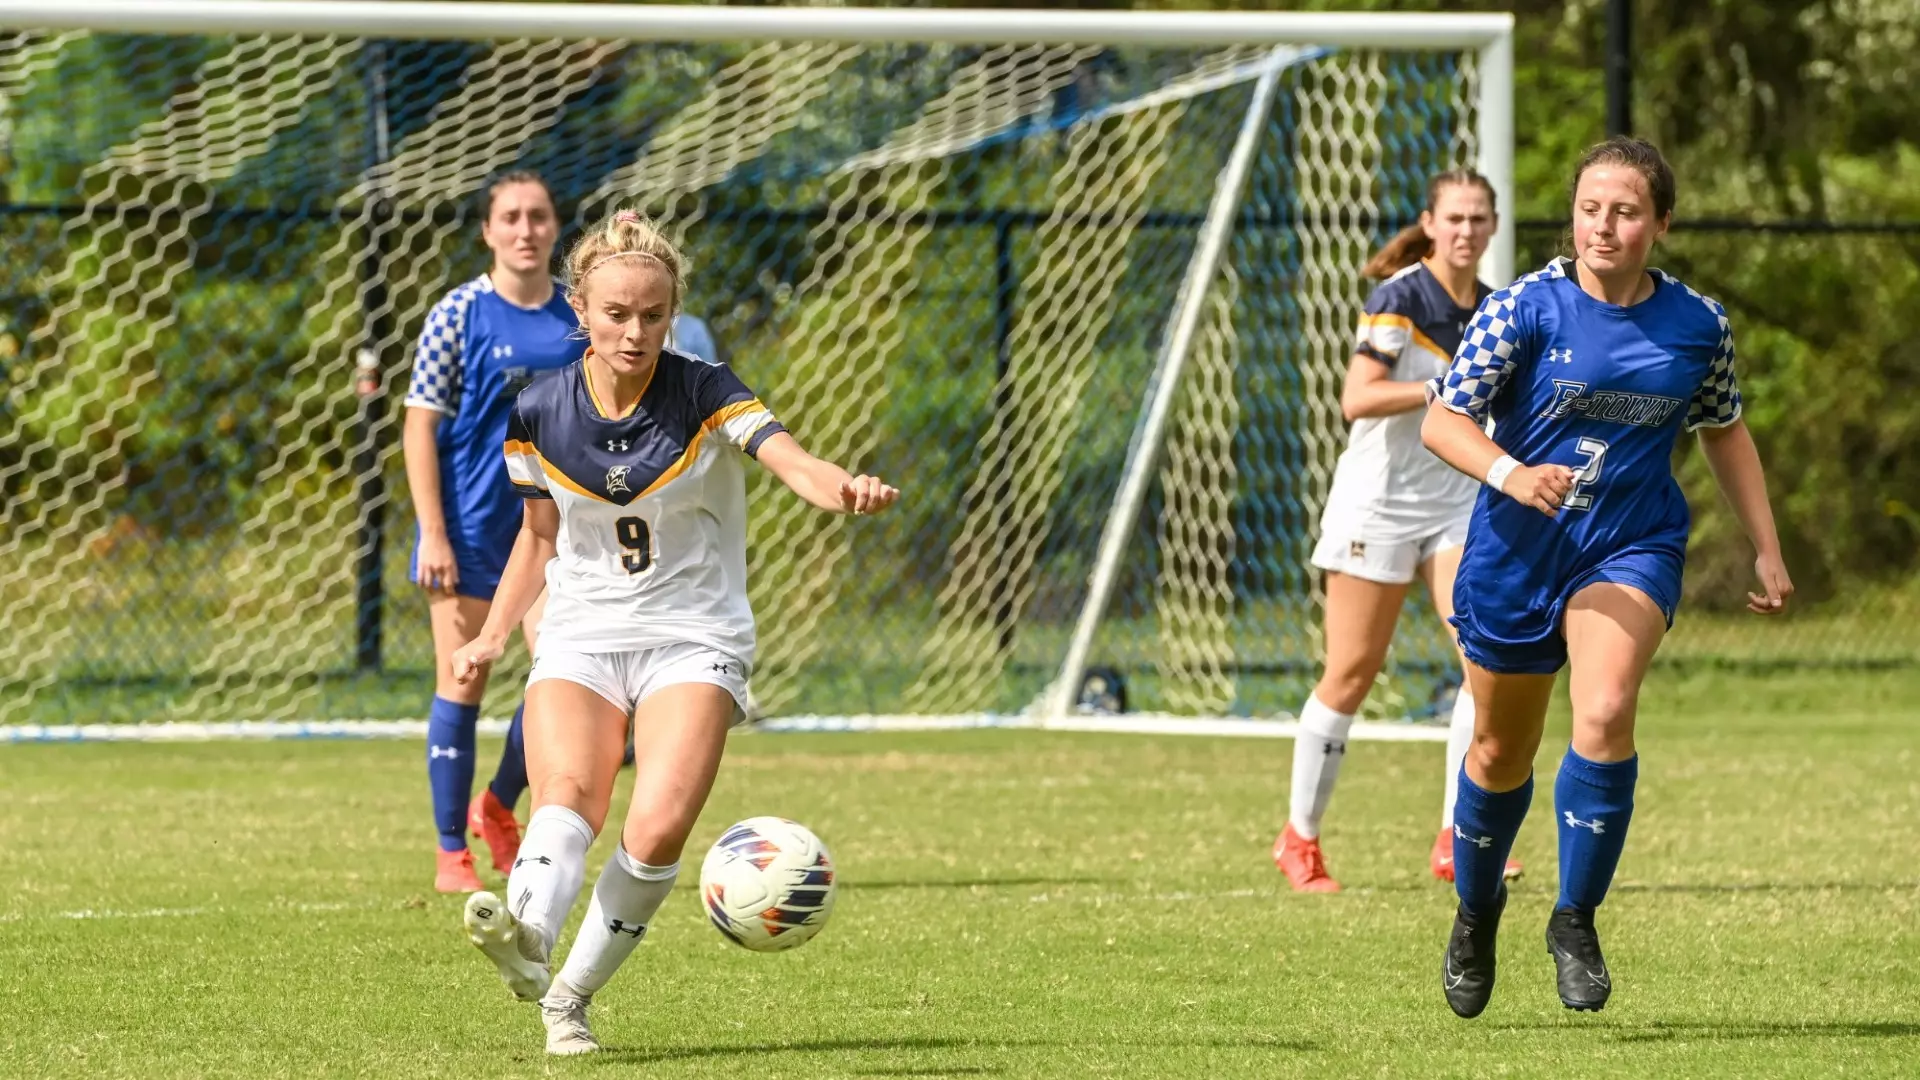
[1563,437,1609,512]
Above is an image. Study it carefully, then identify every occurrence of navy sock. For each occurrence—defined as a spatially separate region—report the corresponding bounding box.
[1452,767,1533,914]
[487,703,529,811]
[426,696,480,852]
[1554,749,1637,912]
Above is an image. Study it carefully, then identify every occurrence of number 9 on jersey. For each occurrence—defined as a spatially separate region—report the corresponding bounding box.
[615,516,652,574]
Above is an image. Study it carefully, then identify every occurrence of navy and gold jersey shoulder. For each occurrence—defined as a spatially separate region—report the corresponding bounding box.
[1356,261,1493,365]
[504,352,785,506]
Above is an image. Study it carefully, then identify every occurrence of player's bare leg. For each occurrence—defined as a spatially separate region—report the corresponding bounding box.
[1420,547,1521,883]
[467,592,549,874]
[465,677,622,1033]
[429,593,493,892]
[546,682,734,1054]
[1444,662,1554,1017]
[1278,571,1407,892]
[1548,582,1665,1011]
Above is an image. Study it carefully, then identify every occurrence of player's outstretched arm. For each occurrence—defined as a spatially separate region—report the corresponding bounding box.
[752,432,900,515]
[1341,353,1431,421]
[450,500,559,683]
[402,407,459,594]
[1696,418,1793,615]
[1421,401,1574,517]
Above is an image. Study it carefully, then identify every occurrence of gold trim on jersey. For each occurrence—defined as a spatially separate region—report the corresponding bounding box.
[581,348,655,421]
[638,428,707,499]
[702,398,770,442]
[1357,313,1448,364]
[536,449,616,504]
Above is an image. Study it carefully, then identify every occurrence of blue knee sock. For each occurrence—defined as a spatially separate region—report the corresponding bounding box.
[487,703,529,811]
[427,696,480,852]
[1554,749,1637,912]
[1452,767,1533,915]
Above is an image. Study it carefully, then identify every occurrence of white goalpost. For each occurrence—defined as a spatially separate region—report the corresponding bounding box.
[0,2,1512,741]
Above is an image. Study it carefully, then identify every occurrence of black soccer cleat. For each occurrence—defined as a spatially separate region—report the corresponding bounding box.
[1545,906,1612,1012]
[1441,885,1505,1019]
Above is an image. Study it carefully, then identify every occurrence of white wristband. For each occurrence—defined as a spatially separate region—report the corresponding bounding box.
[1484,454,1521,493]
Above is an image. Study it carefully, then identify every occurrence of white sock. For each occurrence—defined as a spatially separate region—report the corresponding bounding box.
[1441,685,1476,829]
[1288,694,1355,840]
[555,847,679,998]
[507,804,595,961]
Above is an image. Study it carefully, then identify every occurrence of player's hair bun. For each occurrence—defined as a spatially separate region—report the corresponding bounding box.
[565,208,687,312]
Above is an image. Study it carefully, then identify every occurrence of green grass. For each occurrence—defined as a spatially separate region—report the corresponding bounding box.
[2,667,1917,1078]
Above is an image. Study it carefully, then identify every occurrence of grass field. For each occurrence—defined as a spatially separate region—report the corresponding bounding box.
[3,667,1917,1078]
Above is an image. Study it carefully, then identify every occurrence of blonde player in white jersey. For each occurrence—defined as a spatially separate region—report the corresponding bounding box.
[1274,170,1522,892]
[449,209,899,1055]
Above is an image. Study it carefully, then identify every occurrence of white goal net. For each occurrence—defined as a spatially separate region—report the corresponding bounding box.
[0,4,1513,729]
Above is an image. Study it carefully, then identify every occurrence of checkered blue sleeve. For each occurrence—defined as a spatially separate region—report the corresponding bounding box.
[1685,312,1742,431]
[402,291,467,416]
[1429,287,1531,422]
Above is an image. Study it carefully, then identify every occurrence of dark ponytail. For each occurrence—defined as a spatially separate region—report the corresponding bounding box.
[1362,168,1498,280]
[1361,224,1433,279]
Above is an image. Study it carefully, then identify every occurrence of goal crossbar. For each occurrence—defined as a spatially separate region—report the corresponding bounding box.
[0,2,1512,49]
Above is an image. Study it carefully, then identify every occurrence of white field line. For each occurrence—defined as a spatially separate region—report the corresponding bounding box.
[2,715,1446,743]
[0,899,387,923]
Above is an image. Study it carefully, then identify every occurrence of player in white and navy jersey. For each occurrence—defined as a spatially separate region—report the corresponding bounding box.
[1422,138,1792,1017]
[1276,170,1523,893]
[402,172,585,894]
[449,210,897,1056]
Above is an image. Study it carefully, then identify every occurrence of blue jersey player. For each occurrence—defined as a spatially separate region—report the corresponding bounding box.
[401,172,587,893]
[1421,138,1792,1017]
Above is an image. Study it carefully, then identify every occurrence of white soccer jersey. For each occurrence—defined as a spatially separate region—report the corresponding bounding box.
[503,349,785,665]
[1320,262,1489,544]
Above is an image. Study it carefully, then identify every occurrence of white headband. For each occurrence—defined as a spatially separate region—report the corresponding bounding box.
[581,249,674,280]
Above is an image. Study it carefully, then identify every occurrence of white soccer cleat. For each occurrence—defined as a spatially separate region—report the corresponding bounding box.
[463,891,550,1002]
[540,992,599,1055]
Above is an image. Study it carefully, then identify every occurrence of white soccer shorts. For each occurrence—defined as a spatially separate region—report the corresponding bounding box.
[527,641,751,724]
[1309,520,1470,586]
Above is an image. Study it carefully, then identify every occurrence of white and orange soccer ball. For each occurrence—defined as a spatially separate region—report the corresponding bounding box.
[698,816,837,952]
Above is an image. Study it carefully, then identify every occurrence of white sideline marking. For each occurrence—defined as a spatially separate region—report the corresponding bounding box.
[2,714,1447,743]
[0,899,379,923]
[0,719,512,743]
[758,713,1450,743]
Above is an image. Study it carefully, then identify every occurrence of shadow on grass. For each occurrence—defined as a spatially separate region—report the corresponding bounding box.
[1613,881,1920,895]
[1494,1020,1920,1042]
[595,1034,1317,1066]
[841,877,1115,891]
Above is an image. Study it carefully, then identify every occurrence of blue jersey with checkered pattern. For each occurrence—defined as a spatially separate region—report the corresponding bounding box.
[403,275,584,583]
[1431,257,1740,621]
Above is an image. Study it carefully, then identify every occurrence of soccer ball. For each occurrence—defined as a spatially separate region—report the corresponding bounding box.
[698,816,836,952]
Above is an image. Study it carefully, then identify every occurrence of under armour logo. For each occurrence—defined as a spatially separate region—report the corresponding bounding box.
[1563,812,1606,834]
[514,854,553,868]
[1453,824,1493,849]
[710,662,732,675]
[606,464,632,495]
[492,345,515,360]
[1322,740,1346,757]
[428,745,460,760]
[605,438,630,452]
[1547,347,1575,364]
[609,919,646,938]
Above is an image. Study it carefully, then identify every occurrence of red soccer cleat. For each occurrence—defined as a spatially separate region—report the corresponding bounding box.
[1431,826,1523,883]
[467,789,523,875]
[436,847,485,894]
[1274,823,1341,893]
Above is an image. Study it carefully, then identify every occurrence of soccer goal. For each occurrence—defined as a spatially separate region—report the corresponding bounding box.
[0,2,1512,735]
